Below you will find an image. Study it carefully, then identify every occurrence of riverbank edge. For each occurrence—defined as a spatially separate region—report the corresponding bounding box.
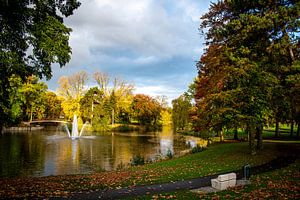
[1,141,299,199]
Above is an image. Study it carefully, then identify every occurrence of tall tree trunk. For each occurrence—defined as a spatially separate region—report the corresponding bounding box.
[297,120,300,138]
[220,129,224,142]
[0,122,3,134]
[290,120,294,137]
[245,125,249,142]
[248,125,256,155]
[275,119,280,137]
[233,126,238,140]
[256,125,263,150]
[30,109,33,122]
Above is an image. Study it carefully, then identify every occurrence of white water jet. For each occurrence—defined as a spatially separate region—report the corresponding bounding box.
[65,124,71,138]
[71,115,79,139]
[64,115,89,139]
[79,122,88,137]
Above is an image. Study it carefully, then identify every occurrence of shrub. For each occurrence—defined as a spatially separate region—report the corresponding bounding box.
[166,149,173,159]
[130,155,145,166]
[112,124,140,132]
[191,145,207,154]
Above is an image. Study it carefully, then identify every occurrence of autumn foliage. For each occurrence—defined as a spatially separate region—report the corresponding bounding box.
[195,0,300,153]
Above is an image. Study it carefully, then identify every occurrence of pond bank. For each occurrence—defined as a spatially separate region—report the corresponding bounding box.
[69,155,299,199]
[1,141,299,199]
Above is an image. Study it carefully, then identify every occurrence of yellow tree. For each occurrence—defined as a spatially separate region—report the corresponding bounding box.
[58,71,88,120]
[93,72,134,124]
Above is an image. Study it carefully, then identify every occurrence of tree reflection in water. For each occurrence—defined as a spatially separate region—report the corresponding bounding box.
[0,128,204,177]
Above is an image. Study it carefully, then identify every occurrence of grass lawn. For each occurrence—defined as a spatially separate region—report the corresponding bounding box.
[225,124,298,140]
[128,142,279,186]
[182,124,299,142]
[129,159,300,199]
[0,141,298,198]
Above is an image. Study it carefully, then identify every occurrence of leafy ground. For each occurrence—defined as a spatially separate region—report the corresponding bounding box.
[130,142,278,186]
[0,142,298,199]
[129,159,300,200]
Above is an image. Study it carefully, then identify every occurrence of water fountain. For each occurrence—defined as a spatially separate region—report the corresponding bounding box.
[71,114,79,139]
[64,115,88,139]
[65,124,71,138]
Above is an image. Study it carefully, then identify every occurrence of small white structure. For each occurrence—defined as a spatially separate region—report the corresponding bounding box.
[211,173,236,190]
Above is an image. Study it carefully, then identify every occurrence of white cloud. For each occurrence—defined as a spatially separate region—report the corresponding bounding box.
[47,0,213,101]
[65,0,200,59]
[134,84,179,105]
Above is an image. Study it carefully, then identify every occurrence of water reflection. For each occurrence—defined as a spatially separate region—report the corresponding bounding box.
[159,126,174,155]
[0,128,205,177]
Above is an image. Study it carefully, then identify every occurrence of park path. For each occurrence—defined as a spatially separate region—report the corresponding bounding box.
[62,154,297,200]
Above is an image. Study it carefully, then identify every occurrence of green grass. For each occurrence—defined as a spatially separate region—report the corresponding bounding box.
[181,123,298,140]
[263,127,298,139]
[127,159,300,200]
[127,142,281,186]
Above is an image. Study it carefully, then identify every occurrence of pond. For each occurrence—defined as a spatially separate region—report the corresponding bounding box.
[0,126,205,177]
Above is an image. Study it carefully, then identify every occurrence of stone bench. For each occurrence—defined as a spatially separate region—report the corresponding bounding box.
[211,173,236,190]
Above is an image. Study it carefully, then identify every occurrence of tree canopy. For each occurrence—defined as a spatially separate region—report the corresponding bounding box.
[195,0,300,153]
[172,94,192,131]
[132,94,162,126]
[0,0,80,129]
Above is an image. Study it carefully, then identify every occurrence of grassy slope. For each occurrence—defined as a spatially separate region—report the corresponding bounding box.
[129,159,300,200]
[128,142,279,186]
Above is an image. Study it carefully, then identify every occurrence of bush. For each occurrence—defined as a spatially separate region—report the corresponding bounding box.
[166,149,173,159]
[191,145,207,154]
[115,124,132,132]
[92,117,111,132]
[112,124,140,132]
[130,155,145,166]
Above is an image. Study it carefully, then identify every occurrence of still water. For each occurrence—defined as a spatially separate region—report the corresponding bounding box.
[0,127,203,177]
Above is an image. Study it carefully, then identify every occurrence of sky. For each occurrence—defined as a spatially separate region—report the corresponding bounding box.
[46,0,213,103]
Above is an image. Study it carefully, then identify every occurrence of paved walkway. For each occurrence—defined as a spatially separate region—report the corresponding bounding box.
[62,155,297,200]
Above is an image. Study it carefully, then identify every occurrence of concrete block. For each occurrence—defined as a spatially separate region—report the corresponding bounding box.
[228,173,236,180]
[211,179,228,190]
[217,174,229,181]
[211,173,237,190]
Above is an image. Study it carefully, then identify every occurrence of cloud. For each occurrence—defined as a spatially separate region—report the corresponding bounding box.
[47,0,213,102]
[66,0,199,58]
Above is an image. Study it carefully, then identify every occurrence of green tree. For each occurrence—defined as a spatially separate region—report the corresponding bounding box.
[20,76,48,121]
[172,95,192,131]
[7,75,24,124]
[195,44,239,141]
[93,72,134,124]
[79,87,104,125]
[0,0,80,130]
[111,78,134,124]
[287,60,300,137]
[44,91,64,119]
[7,75,50,123]
[196,0,299,153]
